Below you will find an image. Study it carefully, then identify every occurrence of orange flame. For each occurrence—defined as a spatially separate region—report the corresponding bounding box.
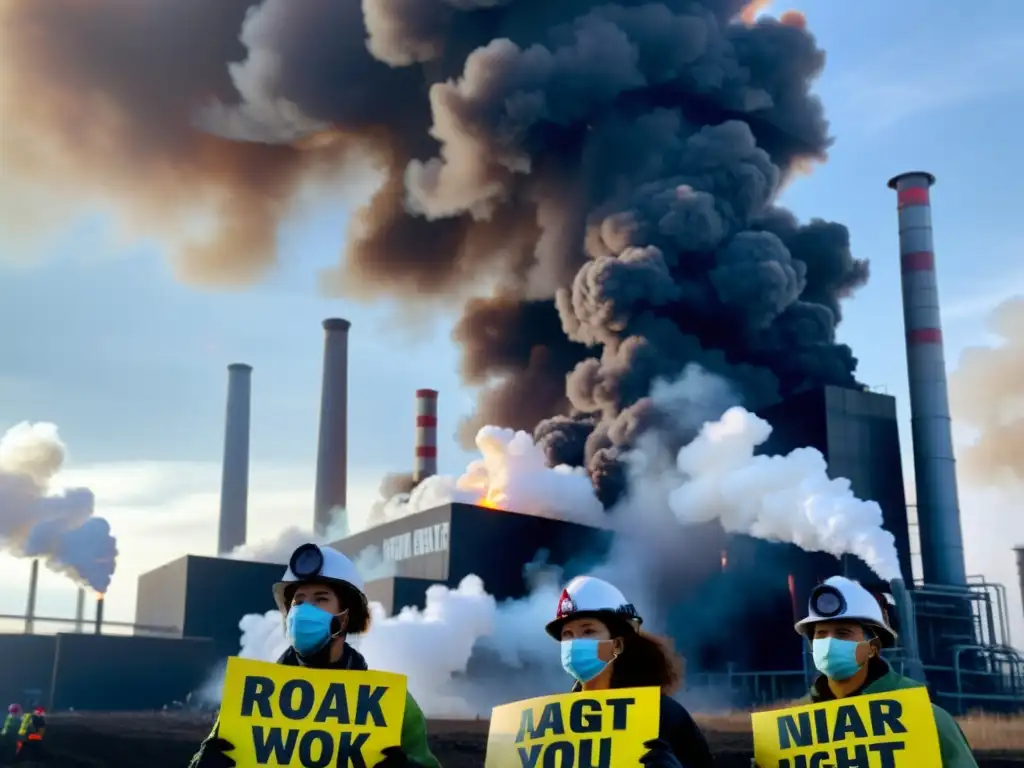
[476,496,500,510]
[96,592,105,602]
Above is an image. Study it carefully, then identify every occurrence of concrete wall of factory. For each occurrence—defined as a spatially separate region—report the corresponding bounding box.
[333,502,612,602]
[49,634,219,711]
[136,555,284,658]
[0,635,55,708]
[182,557,285,657]
[135,556,189,634]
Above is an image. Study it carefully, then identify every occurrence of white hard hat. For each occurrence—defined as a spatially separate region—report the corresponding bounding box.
[272,543,367,614]
[545,576,642,639]
[794,575,897,648]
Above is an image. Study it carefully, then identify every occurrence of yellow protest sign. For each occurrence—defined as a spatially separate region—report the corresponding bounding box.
[485,687,660,768]
[218,657,407,768]
[751,687,942,768]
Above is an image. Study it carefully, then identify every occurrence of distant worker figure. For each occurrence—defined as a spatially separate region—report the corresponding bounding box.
[189,543,440,768]
[545,576,716,768]
[756,575,977,768]
[0,705,21,765]
[13,706,45,764]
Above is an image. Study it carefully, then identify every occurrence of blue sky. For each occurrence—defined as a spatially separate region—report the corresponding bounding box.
[1,0,1022,642]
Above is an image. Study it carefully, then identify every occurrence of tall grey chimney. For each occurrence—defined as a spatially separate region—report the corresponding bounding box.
[25,559,39,634]
[217,363,252,555]
[74,587,86,633]
[313,318,350,537]
[888,171,967,587]
[1015,546,1024,620]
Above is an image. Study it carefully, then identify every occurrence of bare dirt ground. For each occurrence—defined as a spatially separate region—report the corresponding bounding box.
[22,711,1024,767]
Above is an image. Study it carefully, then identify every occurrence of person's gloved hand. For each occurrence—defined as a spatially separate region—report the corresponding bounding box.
[194,737,236,768]
[374,745,418,768]
[640,738,684,768]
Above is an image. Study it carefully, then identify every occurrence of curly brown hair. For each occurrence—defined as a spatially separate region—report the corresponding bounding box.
[608,628,685,695]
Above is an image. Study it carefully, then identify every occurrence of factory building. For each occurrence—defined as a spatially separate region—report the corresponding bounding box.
[134,556,285,658]
[2,171,1022,714]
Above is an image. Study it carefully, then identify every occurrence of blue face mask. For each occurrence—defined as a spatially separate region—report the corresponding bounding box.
[812,638,865,681]
[286,603,338,656]
[561,639,612,684]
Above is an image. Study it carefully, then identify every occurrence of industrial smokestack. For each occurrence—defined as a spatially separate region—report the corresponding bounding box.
[1015,546,1024,620]
[888,172,967,587]
[94,594,104,635]
[217,363,252,554]
[414,389,439,483]
[313,318,350,536]
[74,587,85,633]
[25,559,39,634]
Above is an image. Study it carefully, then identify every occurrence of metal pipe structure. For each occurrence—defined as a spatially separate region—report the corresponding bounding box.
[94,595,104,635]
[888,172,967,587]
[217,363,253,554]
[313,318,351,536]
[890,578,926,682]
[414,389,439,483]
[1016,547,1024,620]
[25,559,39,634]
[74,587,86,633]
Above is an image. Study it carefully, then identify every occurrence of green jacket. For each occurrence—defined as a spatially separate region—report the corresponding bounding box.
[806,659,978,768]
[189,645,440,768]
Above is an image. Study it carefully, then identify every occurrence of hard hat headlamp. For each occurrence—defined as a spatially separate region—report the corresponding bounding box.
[809,584,846,619]
[289,543,324,580]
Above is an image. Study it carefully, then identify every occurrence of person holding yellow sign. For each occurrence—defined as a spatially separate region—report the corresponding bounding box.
[751,575,976,768]
[545,576,716,768]
[189,543,440,768]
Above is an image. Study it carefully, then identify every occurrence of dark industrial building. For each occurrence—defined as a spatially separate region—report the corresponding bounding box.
[6,168,1023,717]
[50,634,218,711]
[0,635,55,709]
[330,501,612,605]
[135,555,285,658]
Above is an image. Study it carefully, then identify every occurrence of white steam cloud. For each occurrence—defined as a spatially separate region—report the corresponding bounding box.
[218,368,903,715]
[0,422,118,593]
[373,426,607,527]
[669,407,901,581]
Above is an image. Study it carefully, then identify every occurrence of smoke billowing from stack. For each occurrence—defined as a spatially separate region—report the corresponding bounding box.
[218,363,252,554]
[0,422,118,593]
[888,172,966,587]
[414,390,439,483]
[3,1,870,506]
[314,318,350,536]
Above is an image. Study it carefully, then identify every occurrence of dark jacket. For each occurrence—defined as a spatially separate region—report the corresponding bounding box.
[807,658,977,768]
[572,682,715,768]
[190,644,440,768]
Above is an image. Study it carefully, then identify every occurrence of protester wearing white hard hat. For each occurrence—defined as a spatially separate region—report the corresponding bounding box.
[189,543,441,768]
[782,576,977,768]
[546,576,716,768]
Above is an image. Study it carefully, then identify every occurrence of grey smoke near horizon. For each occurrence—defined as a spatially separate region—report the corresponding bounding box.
[0,422,118,593]
[3,0,868,505]
[949,295,1024,484]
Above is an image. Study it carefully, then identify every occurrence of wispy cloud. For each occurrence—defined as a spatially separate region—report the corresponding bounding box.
[831,34,1024,135]
[943,272,1024,321]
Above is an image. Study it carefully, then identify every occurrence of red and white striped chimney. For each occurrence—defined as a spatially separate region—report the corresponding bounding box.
[888,171,966,587]
[414,389,438,483]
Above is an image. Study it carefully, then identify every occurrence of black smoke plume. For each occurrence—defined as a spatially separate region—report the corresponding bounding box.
[2,0,868,504]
